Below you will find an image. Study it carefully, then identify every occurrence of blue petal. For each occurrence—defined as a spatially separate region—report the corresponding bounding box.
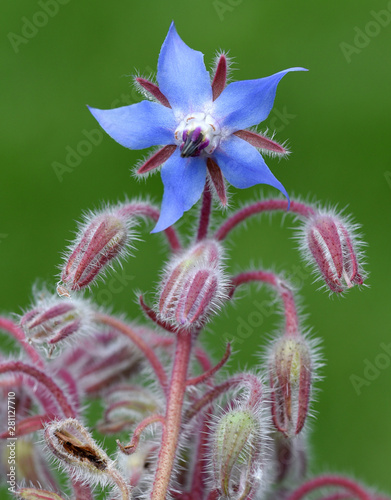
[213,68,307,131]
[157,22,213,115]
[213,135,289,203]
[88,101,176,150]
[152,149,207,233]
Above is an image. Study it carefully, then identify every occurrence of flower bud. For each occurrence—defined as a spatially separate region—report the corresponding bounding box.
[158,240,228,329]
[15,489,65,500]
[269,336,312,438]
[20,291,93,354]
[98,385,161,434]
[210,406,265,499]
[301,212,366,293]
[44,418,112,484]
[59,208,135,293]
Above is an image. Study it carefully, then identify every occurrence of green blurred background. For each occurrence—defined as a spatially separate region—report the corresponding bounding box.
[1,0,391,496]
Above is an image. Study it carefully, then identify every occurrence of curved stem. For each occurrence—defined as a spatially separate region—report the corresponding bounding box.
[116,202,181,251]
[197,184,213,241]
[215,199,315,241]
[151,332,192,500]
[231,271,299,336]
[0,413,54,438]
[186,343,231,386]
[107,468,131,500]
[0,317,44,368]
[139,295,177,334]
[0,361,75,418]
[185,373,261,422]
[287,476,372,500]
[95,313,168,392]
[118,414,165,454]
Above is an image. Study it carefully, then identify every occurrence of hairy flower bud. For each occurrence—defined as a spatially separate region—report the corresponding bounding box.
[158,240,228,329]
[20,291,93,354]
[44,418,112,484]
[15,488,65,500]
[59,208,136,293]
[269,336,312,438]
[210,406,265,499]
[98,385,161,434]
[300,211,366,293]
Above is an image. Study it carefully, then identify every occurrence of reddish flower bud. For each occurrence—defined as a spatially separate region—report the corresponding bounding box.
[158,240,228,329]
[20,291,93,354]
[269,336,313,438]
[300,211,366,293]
[59,208,135,293]
[98,385,161,434]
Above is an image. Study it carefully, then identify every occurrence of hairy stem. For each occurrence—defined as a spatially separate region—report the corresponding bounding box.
[0,317,43,367]
[116,202,181,251]
[287,475,372,500]
[215,199,315,241]
[197,183,213,241]
[151,332,192,500]
[0,361,75,418]
[231,271,299,335]
[118,414,165,454]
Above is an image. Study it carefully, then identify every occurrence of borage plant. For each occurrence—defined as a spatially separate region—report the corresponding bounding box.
[0,21,383,500]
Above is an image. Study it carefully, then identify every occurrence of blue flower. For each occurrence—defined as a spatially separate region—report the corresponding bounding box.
[89,22,306,232]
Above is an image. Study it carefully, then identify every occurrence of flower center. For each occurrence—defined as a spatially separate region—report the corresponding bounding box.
[174,112,221,158]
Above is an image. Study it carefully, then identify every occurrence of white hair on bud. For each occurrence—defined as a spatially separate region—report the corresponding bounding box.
[294,203,368,296]
[58,200,141,295]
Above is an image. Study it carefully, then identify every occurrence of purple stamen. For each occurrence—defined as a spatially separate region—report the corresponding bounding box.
[198,139,210,151]
[191,127,201,142]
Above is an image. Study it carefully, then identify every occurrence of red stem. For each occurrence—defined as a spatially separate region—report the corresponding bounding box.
[215,199,316,241]
[287,476,373,500]
[185,373,261,422]
[116,202,181,251]
[0,317,44,368]
[117,414,165,454]
[0,361,75,418]
[139,295,178,334]
[151,332,193,500]
[189,411,212,500]
[95,313,168,392]
[197,184,213,242]
[0,413,54,438]
[186,343,231,386]
[231,271,299,335]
